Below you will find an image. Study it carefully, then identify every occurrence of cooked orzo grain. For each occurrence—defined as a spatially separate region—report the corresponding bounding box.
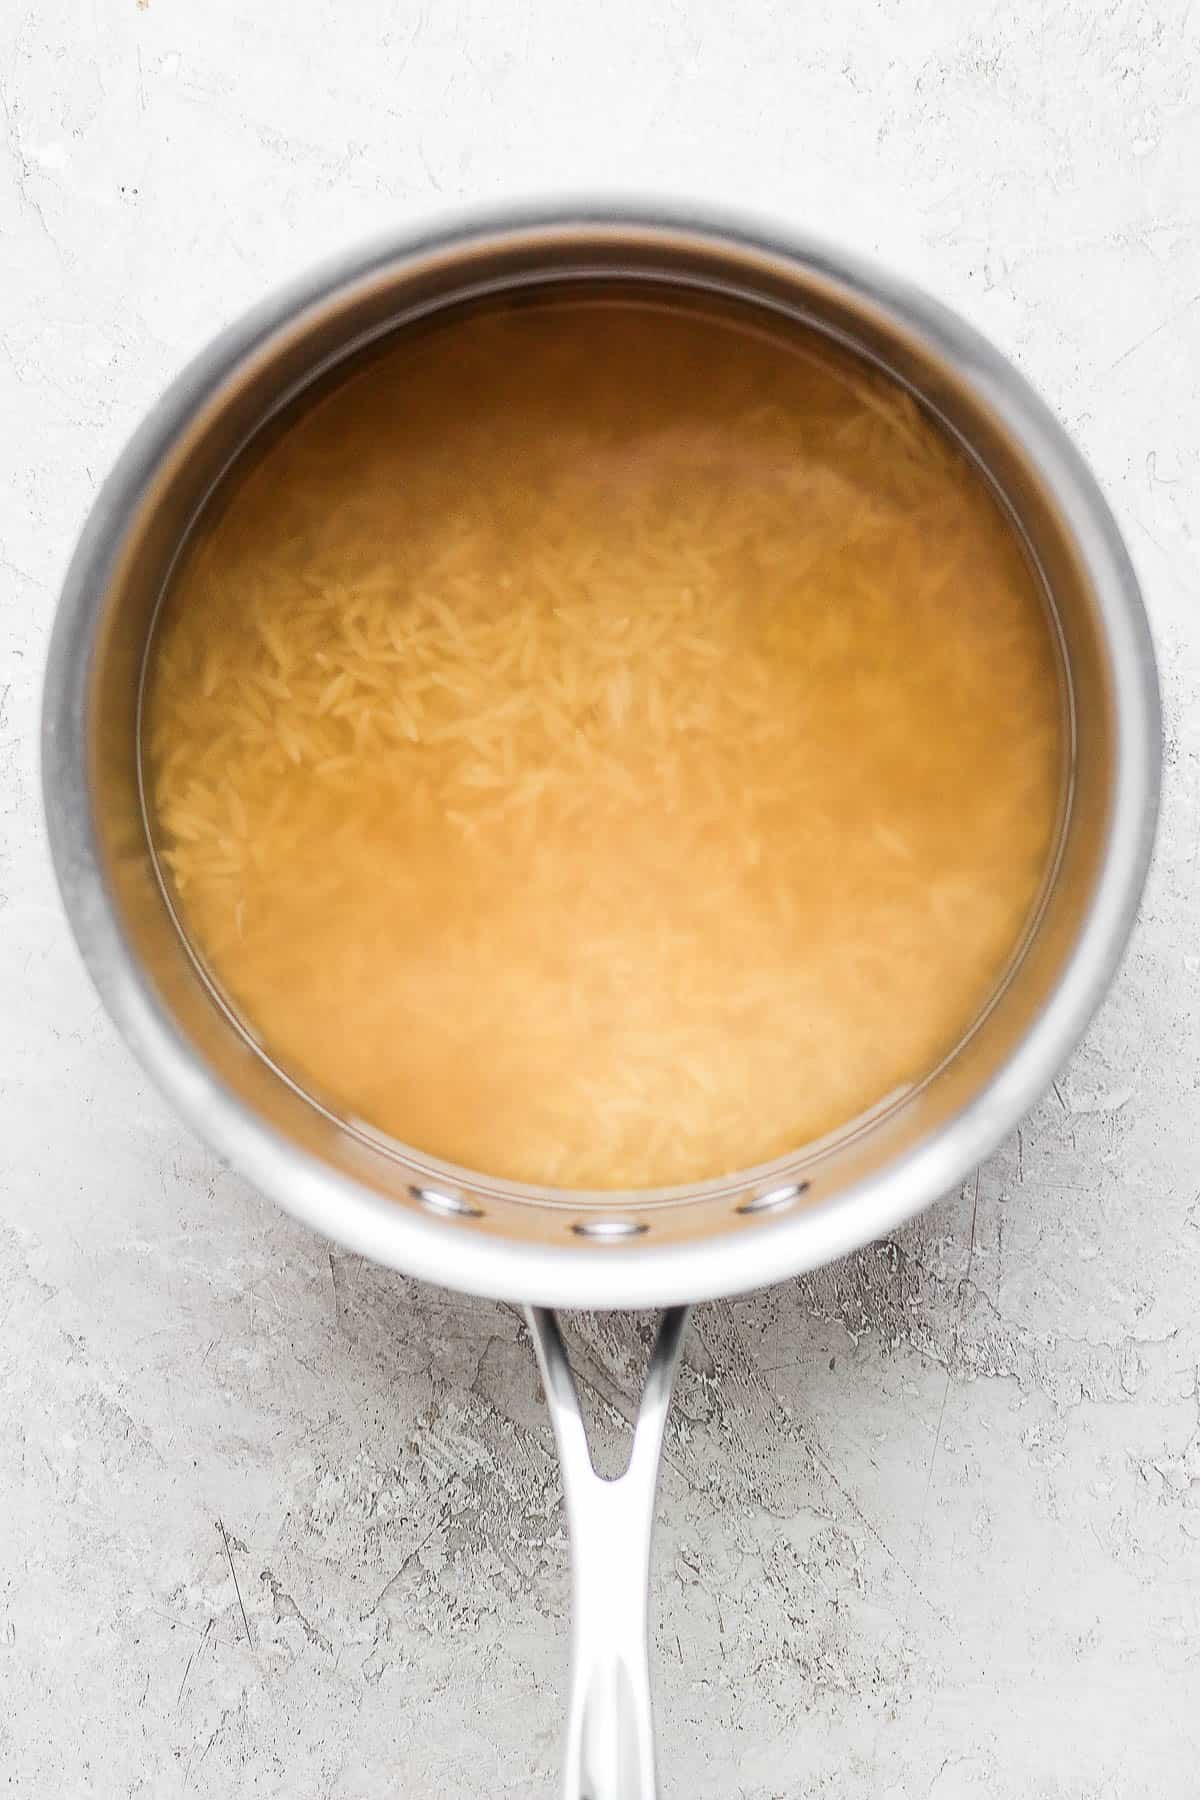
[144,294,1065,1189]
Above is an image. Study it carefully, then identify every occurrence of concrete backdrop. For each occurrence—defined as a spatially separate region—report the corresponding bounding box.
[2,1,1198,1794]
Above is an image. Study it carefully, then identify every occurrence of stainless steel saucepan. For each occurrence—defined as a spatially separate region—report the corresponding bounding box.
[42,204,1160,1799]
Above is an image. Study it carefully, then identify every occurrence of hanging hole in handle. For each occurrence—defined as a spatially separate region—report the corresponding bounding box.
[410,1183,483,1219]
[571,1217,649,1240]
[736,1179,809,1215]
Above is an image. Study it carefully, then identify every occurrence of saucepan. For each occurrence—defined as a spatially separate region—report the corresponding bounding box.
[41,204,1160,1798]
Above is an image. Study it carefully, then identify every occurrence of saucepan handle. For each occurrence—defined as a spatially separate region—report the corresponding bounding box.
[526,1305,690,1800]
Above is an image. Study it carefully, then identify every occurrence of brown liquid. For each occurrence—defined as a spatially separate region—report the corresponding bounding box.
[144,295,1065,1190]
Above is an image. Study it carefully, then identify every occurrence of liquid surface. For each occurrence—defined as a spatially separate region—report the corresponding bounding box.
[145,296,1065,1190]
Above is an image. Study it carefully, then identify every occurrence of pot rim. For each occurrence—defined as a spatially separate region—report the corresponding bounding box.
[41,197,1161,1308]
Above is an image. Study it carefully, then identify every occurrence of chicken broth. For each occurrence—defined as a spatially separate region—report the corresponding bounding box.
[144,294,1065,1190]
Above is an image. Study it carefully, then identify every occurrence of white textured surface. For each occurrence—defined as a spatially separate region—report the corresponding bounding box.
[3,1,1199,1793]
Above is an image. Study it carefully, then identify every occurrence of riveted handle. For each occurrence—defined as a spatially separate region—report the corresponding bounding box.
[526,1306,690,1800]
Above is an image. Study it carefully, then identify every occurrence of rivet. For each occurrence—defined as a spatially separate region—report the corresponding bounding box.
[570,1217,649,1240]
[410,1184,483,1219]
[736,1180,809,1216]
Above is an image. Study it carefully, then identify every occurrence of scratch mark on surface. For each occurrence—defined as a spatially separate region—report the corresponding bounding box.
[416,139,443,192]
[327,1248,343,1333]
[217,1519,254,1648]
[915,1374,951,1566]
[912,1172,979,1596]
[962,1171,981,1301]
[369,1514,443,1614]
[176,1616,213,1706]
[145,1605,211,1641]
[1052,1079,1078,1148]
[715,1300,946,1617]
[1104,289,1200,376]
[814,1432,947,1622]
